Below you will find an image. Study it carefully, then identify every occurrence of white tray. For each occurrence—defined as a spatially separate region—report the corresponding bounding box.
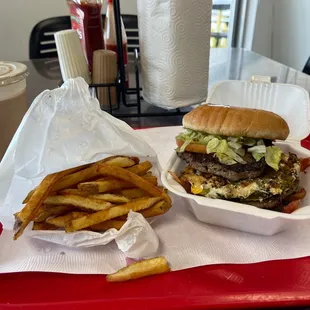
[161,142,310,236]
[161,77,310,235]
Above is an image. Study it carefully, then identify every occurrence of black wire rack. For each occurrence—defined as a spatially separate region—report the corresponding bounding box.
[89,0,188,118]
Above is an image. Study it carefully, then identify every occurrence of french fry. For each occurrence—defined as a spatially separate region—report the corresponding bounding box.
[118,188,150,199]
[44,195,112,212]
[89,194,129,204]
[127,161,152,175]
[59,189,90,196]
[95,175,157,185]
[78,179,134,193]
[22,188,37,204]
[285,188,307,202]
[97,165,163,198]
[168,170,191,193]
[53,166,101,192]
[102,157,137,168]
[140,201,171,218]
[47,211,88,228]
[14,166,81,240]
[32,222,58,231]
[66,197,163,232]
[90,219,126,231]
[118,201,171,220]
[142,175,158,185]
[92,155,139,166]
[34,205,74,222]
[106,256,170,282]
[282,200,302,214]
[300,157,310,172]
[60,189,130,204]
[22,163,92,204]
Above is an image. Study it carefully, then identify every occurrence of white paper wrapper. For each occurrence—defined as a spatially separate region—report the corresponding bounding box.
[0,78,159,257]
[137,0,212,109]
[3,126,310,274]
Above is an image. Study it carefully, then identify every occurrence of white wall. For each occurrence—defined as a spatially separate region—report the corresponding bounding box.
[252,0,310,71]
[0,0,137,61]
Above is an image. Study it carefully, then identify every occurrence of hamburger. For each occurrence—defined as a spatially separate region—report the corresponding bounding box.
[175,104,308,212]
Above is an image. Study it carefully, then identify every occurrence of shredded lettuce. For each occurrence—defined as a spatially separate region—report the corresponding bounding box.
[265,146,282,171]
[252,152,265,162]
[206,138,220,153]
[248,145,266,153]
[217,153,237,165]
[176,129,282,170]
[228,141,242,150]
[225,148,247,164]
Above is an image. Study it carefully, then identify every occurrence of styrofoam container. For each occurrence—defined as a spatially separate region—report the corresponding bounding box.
[161,77,310,235]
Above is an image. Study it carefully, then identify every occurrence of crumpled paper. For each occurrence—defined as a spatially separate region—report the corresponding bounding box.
[0,78,159,257]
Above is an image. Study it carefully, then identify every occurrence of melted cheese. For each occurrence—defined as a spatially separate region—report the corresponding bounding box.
[206,182,259,199]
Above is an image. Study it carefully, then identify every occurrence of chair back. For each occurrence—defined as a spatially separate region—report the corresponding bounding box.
[122,14,140,55]
[29,16,71,59]
[303,57,310,75]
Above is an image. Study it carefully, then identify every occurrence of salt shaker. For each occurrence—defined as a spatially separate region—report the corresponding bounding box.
[92,50,118,109]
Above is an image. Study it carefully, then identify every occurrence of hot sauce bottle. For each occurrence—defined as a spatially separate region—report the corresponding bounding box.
[67,0,105,71]
[104,0,129,88]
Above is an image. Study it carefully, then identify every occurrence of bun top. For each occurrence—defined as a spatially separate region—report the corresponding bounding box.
[183,104,290,140]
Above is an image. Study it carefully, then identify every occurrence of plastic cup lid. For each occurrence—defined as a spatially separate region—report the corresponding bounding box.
[0,61,28,86]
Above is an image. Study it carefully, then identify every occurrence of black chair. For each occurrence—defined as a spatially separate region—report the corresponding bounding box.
[303,57,310,75]
[29,16,71,59]
[29,14,139,60]
[122,14,139,54]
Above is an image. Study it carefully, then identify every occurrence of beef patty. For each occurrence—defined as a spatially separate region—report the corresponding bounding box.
[177,151,266,182]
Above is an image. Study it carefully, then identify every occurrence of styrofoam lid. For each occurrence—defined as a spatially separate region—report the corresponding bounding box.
[206,77,310,141]
[0,61,28,86]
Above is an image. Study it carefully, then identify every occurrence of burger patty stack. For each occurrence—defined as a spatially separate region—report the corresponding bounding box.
[176,104,306,212]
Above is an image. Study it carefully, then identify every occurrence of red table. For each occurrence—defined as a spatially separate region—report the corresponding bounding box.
[1,135,310,310]
[1,257,310,309]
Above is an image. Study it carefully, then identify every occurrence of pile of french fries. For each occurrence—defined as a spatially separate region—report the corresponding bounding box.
[14,156,172,240]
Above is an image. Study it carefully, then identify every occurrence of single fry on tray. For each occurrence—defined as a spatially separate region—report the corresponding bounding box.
[106,256,170,282]
[66,197,163,232]
[44,195,112,212]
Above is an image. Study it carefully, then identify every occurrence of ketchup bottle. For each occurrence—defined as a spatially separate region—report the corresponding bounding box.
[67,0,104,72]
[104,0,129,88]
